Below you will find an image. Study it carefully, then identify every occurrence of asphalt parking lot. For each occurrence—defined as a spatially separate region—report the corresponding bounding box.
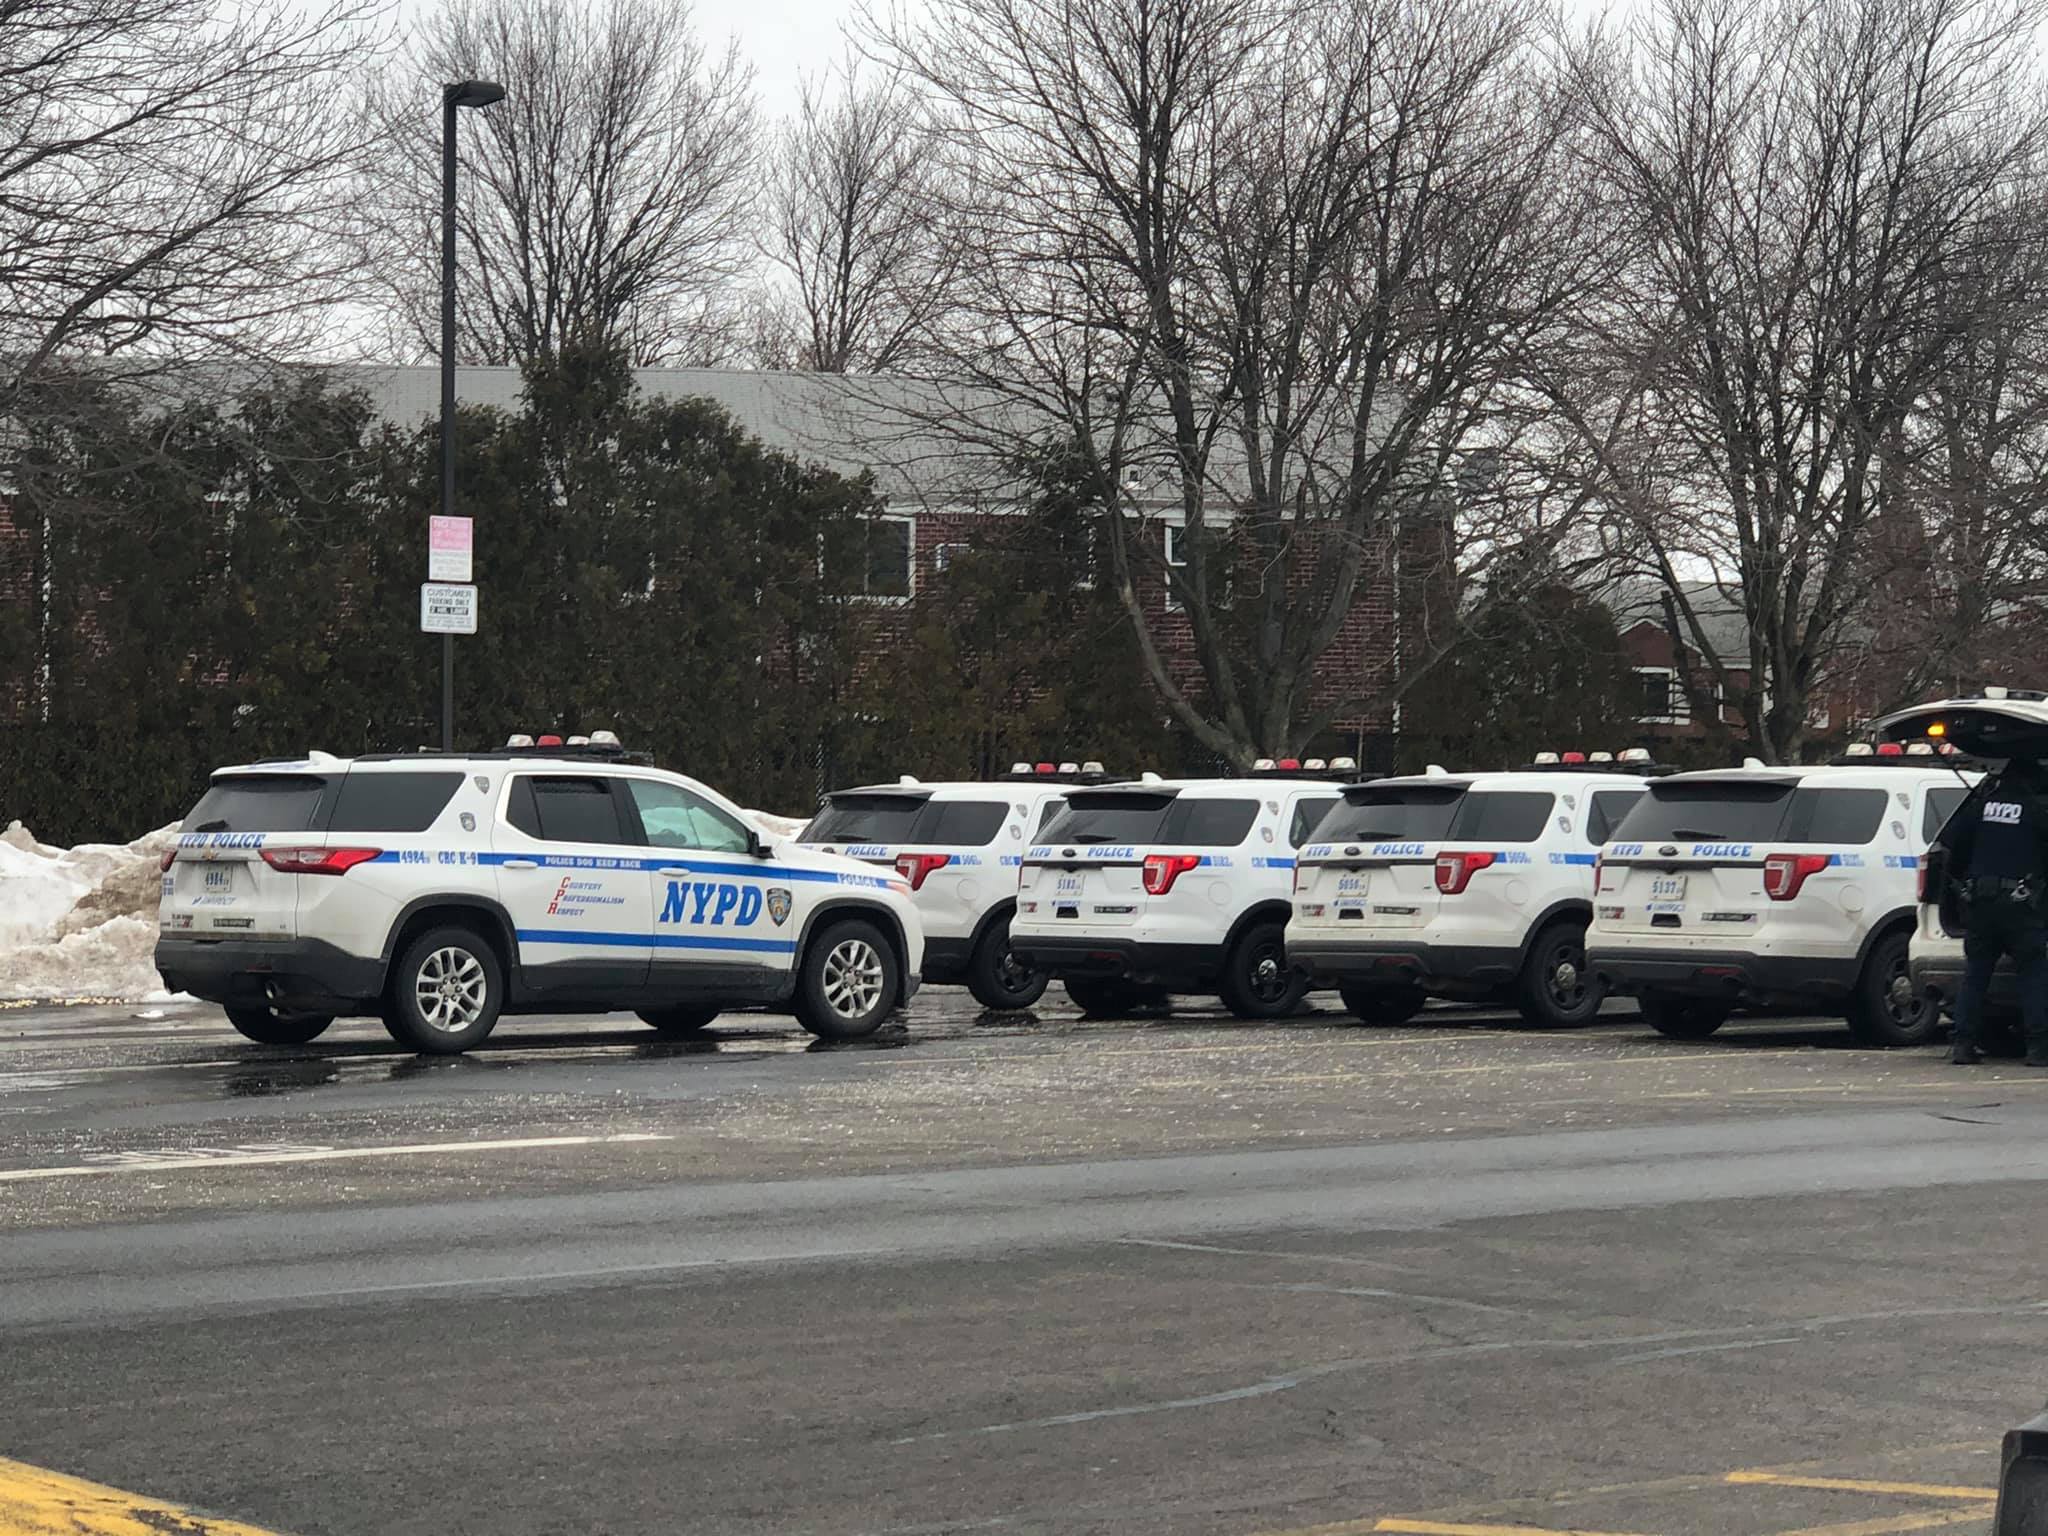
[2,988,2043,1536]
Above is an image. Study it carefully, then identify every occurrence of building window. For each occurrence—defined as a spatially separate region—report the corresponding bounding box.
[825,515,914,601]
[1633,666,1690,725]
[933,542,971,575]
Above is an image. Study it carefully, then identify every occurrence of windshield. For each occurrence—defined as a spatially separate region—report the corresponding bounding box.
[1311,787,1465,843]
[1040,792,1175,844]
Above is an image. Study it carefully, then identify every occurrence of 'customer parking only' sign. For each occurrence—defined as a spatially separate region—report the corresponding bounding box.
[420,582,478,635]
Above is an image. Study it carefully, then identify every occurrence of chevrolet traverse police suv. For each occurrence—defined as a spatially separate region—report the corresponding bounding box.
[1288,753,1659,1027]
[1588,746,1973,1045]
[800,764,1094,1009]
[156,736,923,1053]
[1010,762,1349,1018]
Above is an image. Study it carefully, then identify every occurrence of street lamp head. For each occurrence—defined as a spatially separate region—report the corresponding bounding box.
[445,79,506,109]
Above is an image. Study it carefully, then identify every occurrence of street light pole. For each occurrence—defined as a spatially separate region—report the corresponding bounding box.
[439,79,505,752]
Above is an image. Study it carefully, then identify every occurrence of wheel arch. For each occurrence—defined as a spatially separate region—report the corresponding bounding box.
[797,899,913,986]
[967,896,1018,956]
[380,896,520,995]
[1222,899,1295,957]
[1514,899,1593,968]
[1853,907,1920,977]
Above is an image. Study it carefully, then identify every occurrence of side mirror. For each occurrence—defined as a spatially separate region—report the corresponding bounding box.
[1995,1405,2048,1533]
[749,829,772,860]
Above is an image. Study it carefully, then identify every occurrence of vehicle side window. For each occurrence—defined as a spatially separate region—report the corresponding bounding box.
[625,778,753,855]
[1288,796,1338,847]
[924,800,1007,846]
[1448,791,1553,843]
[1037,798,1066,832]
[1785,787,1887,844]
[1167,798,1259,846]
[1924,786,1970,844]
[524,776,629,845]
[1587,791,1644,845]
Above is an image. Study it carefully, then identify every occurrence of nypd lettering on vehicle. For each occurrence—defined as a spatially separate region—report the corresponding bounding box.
[660,879,765,927]
[1026,845,1136,860]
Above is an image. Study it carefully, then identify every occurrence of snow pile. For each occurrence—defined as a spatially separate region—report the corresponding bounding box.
[746,809,810,840]
[0,821,181,1002]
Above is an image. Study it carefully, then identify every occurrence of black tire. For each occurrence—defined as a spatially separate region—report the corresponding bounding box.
[1845,929,1940,1047]
[794,918,900,1040]
[636,1007,720,1037]
[382,924,505,1055]
[1062,977,1168,1017]
[1640,993,1730,1040]
[1219,920,1310,1020]
[1337,986,1426,1025]
[1514,920,1604,1029]
[965,917,1049,1011]
[224,1004,333,1045]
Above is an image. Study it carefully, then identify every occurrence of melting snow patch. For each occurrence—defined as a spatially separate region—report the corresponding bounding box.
[0,821,184,1002]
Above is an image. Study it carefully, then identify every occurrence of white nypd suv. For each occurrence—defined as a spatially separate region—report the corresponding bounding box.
[156,735,924,1053]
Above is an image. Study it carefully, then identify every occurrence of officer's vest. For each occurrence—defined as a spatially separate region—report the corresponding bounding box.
[1969,784,2045,880]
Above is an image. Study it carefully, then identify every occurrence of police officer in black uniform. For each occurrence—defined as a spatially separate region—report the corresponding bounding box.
[1947,755,2048,1065]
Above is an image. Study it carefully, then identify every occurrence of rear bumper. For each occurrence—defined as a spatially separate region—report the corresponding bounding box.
[1590,945,1859,1005]
[1911,950,2016,1009]
[1010,934,1219,988]
[1289,937,1521,997]
[154,936,386,1014]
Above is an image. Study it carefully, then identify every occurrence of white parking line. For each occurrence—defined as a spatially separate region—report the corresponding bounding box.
[0,1132,672,1182]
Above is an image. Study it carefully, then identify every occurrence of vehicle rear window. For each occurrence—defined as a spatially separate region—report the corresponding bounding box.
[1588,790,1644,844]
[805,794,931,845]
[1614,782,1888,845]
[522,777,627,845]
[1924,786,1971,843]
[1041,793,1176,845]
[182,774,330,834]
[327,772,465,834]
[1450,791,1554,843]
[1168,797,1259,846]
[922,800,1008,847]
[1615,782,1794,843]
[1313,787,1465,843]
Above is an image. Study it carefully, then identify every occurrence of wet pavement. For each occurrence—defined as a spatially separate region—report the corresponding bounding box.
[2,988,2044,1533]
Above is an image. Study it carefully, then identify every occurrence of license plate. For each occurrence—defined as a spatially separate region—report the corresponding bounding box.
[1638,872,1687,909]
[1335,873,1368,897]
[1055,874,1084,897]
[204,866,236,892]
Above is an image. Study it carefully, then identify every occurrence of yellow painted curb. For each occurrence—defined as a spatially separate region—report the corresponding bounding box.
[0,1455,290,1535]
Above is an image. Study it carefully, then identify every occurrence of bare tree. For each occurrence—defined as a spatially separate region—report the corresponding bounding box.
[365,0,759,365]
[870,0,1606,764]
[0,0,382,418]
[1559,0,2048,761]
[762,65,952,373]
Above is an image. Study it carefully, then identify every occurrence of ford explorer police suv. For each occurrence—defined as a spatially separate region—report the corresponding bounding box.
[1288,752,1660,1028]
[799,763,1101,1010]
[1875,691,2048,1044]
[1587,746,1974,1045]
[1009,761,1351,1018]
[155,735,923,1053]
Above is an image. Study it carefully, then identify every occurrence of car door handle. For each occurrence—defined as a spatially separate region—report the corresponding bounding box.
[658,866,691,878]
[502,858,540,871]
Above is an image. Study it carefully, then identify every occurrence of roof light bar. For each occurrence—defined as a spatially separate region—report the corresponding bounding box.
[506,733,534,748]
[1533,752,1560,765]
[1844,742,1874,756]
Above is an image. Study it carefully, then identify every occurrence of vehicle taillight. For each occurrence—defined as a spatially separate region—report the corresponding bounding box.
[1142,852,1202,895]
[1917,862,1929,903]
[1763,852,1831,901]
[261,847,383,876]
[159,848,178,872]
[894,852,952,891]
[1434,850,1496,895]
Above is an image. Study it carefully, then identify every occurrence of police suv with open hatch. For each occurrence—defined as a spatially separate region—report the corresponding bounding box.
[1287,750,1661,1028]
[1009,760,1351,1018]
[1586,744,1974,1045]
[155,733,923,1053]
[800,762,1100,1009]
